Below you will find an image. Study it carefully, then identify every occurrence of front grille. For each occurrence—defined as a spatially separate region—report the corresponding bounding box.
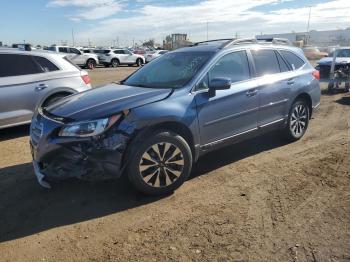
[31,117,43,147]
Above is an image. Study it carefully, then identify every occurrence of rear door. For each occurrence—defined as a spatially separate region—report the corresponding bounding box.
[195,50,259,145]
[0,54,44,127]
[251,49,292,127]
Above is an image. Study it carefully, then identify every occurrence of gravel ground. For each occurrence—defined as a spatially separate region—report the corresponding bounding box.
[0,67,349,262]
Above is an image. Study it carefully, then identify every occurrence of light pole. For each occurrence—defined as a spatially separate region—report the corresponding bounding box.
[72,28,75,46]
[306,6,312,45]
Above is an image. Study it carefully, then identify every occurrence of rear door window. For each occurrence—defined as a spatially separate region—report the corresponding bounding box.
[58,47,68,53]
[32,56,59,72]
[209,51,250,83]
[0,54,41,77]
[251,49,280,76]
[69,48,81,54]
[280,50,305,70]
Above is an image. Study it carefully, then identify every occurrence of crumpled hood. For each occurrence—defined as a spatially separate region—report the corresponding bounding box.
[46,83,172,121]
[317,57,350,66]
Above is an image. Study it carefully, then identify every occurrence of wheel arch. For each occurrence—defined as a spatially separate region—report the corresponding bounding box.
[292,92,313,118]
[124,121,197,168]
[37,89,76,110]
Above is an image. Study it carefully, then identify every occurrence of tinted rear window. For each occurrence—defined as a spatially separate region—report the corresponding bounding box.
[0,54,41,77]
[32,56,59,72]
[252,49,280,76]
[276,52,290,72]
[280,50,305,70]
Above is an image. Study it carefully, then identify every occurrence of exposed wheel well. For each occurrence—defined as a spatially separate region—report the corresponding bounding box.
[86,58,96,64]
[42,91,73,107]
[294,93,313,118]
[111,58,120,63]
[127,121,196,163]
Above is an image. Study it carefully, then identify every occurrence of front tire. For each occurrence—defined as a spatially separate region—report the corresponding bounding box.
[111,59,119,68]
[284,100,310,141]
[126,130,192,195]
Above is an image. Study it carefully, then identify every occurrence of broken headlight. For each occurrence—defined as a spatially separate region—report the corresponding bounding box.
[58,114,121,137]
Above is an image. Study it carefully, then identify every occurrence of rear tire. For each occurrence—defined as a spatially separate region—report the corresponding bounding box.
[126,130,192,195]
[328,81,335,93]
[85,59,96,70]
[345,82,350,92]
[284,99,310,142]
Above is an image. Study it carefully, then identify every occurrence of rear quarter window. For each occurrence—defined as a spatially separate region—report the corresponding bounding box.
[280,50,305,70]
[32,56,59,72]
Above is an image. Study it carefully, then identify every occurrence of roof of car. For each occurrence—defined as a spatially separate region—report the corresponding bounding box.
[0,48,66,57]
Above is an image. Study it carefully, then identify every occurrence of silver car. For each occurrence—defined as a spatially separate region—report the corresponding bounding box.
[0,48,92,129]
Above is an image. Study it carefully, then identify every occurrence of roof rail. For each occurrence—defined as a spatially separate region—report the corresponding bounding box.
[192,39,235,46]
[191,37,292,49]
[255,37,292,45]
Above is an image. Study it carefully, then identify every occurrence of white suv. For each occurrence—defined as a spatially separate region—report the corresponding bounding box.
[48,46,99,69]
[0,48,92,129]
[97,49,145,67]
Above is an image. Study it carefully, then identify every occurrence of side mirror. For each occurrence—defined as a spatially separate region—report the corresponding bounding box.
[209,77,232,91]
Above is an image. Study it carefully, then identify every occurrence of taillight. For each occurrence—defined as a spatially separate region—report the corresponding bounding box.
[81,74,91,85]
[312,70,320,80]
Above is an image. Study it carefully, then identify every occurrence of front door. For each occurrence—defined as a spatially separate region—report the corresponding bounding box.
[195,51,259,145]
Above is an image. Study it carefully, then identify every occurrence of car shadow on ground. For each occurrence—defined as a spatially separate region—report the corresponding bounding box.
[0,125,29,142]
[0,132,289,243]
[335,96,350,106]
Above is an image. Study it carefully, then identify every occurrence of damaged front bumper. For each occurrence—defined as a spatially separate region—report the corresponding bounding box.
[29,111,135,188]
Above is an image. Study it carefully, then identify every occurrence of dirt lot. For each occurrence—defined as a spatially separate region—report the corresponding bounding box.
[0,67,349,262]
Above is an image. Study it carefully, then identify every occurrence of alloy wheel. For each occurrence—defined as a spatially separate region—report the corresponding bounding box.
[290,104,307,137]
[139,142,184,188]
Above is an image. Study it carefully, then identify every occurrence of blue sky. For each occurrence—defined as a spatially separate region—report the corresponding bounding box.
[1,0,349,46]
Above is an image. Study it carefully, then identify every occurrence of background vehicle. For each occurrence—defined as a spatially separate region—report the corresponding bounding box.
[48,45,99,69]
[302,46,328,60]
[316,47,350,80]
[30,38,320,195]
[98,48,145,67]
[145,50,168,63]
[316,47,350,92]
[0,48,92,129]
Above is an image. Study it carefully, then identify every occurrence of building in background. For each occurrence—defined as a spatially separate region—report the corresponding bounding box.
[163,33,192,50]
[257,28,350,47]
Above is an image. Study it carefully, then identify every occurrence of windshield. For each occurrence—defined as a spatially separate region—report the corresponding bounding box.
[124,52,213,89]
[329,49,350,57]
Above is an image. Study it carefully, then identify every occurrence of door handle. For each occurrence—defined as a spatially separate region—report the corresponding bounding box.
[246,89,258,97]
[35,84,48,91]
[287,79,295,85]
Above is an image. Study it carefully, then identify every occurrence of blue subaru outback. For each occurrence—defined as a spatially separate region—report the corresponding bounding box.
[30,38,321,195]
